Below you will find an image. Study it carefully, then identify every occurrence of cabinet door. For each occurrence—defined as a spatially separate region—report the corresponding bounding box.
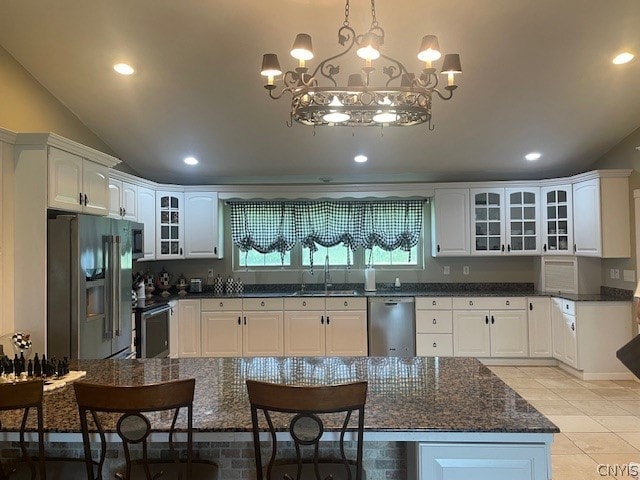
[121,182,138,221]
[541,186,573,255]
[325,310,367,356]
[201,311,242,357]
[48,147,83,212]
[563,313,578,368]
[137,186,156,260]
[108,178,123,218]
[490,310,528,357]
[156,191,184,259]
[573,179,601,256]
[168,300,179,358]
[284,311,325,356]
[177,300,201,357]
[82,160,109,216]
[550,298,565,361]
[431,189,470,256]
[184,191,221,258]
[453,311,490,356]
[527,298,552,357]
[505,187,540,255]
[470,188,505,255]
[243,311,284,356]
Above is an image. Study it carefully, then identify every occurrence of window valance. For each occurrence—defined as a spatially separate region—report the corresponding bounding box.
[229,200,423,266]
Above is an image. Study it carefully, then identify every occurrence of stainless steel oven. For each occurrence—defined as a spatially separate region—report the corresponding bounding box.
[135,303,170,358]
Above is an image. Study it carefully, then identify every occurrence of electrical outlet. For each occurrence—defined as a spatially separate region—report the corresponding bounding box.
[207,268,214,277]
[443,266,450,275]
[613,269,620,280]
[463,266,469,275]
[610,268,616,279]
[624,270,636,282]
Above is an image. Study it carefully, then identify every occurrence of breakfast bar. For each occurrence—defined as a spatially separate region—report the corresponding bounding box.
[0,356,558,480]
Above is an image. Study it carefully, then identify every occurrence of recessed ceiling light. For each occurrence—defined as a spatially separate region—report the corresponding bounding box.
[612,52,634,65]
[525,152,541,161]
[113,63,135,75]
[184,156,199,165]
[354,155,368,163]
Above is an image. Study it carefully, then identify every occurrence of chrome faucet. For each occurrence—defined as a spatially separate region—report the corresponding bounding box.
[323,254,332,291]
[300,269,313,292]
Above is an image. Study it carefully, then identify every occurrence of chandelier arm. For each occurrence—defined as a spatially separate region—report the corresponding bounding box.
[378,52,411,87]
[309,25,357,86]
[267,85,297,100]
[432,88,455,101]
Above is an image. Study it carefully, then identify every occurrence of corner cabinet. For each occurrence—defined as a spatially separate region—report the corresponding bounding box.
[137,186,156,260]
[48,146,109,215]
[184,191,222,258]
[431,189,470,256]
[156,191,184,259]
[540,185,573,255]
[527,297,552,358]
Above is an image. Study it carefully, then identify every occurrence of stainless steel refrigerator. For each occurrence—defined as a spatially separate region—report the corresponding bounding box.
[47,214,133,359]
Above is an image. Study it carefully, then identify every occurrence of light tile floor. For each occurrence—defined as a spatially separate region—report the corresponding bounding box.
[489,366,640,480]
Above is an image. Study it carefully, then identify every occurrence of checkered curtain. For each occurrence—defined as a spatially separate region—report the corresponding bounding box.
[229,200,423,265]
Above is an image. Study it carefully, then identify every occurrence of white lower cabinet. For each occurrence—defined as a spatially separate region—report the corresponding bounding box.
[413,442,549,480]
[242,310,284,356]
[416,297,454,356]
[452,298,528,357]
[201,310,243,357]
[527,297,552,357]
[177,299,202,357]
[284,297,367,356]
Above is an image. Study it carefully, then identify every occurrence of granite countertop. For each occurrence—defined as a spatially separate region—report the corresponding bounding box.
[0,357,559,435]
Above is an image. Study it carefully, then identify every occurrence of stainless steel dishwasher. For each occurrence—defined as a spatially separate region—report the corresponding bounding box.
[368,297,415,356]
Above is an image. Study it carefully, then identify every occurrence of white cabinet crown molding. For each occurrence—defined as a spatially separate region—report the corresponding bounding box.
[0,128,17,144]
[15,132,120,168]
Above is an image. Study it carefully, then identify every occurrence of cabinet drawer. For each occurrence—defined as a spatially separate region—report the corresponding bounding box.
[284,297,326,311]
[452,297,526,310]
[416,334,453,356]
[325,297,366,311]
[243,297,284,311]
[201,298,242,311]
[561,299,575,316]
[416,311,453,333]
[415,297,453,310]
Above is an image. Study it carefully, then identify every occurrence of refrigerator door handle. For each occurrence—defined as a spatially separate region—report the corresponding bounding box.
[104,237,113,340]
[114,235,121,337]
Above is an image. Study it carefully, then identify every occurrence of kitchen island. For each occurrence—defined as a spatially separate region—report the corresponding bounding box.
[0,356,558,479]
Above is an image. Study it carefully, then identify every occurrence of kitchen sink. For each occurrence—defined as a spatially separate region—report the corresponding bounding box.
[290,290,360,296]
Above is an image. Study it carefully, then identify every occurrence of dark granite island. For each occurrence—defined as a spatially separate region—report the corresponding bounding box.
[0,356,558,480]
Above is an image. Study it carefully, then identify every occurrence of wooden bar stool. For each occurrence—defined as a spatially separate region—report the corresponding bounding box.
[0,380,87,480]
[73,378,218,480]
[246,380,367,480]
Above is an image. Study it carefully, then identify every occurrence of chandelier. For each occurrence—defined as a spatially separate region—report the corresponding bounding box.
[260,0,462,128]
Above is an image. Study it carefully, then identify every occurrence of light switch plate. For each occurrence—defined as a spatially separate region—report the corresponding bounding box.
[624,270,636,282]
[463,266,470,275]
[443,266,450,275]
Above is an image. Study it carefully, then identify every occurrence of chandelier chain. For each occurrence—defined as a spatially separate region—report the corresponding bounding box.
[370,0,378,27]
[343,0,350,26]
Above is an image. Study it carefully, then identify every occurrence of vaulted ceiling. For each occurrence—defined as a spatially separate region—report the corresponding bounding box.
[0,0,638,184]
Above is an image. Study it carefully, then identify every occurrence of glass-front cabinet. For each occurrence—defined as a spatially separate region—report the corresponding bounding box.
[156,191,184,259]
[541,186,573,255]
[505,187,540,255]
[471,187,540,255]
[471,188,505,255]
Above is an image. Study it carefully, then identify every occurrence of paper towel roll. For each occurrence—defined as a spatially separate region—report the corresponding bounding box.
[364,267,376,291]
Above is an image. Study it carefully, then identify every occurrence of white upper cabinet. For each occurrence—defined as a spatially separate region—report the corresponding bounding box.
[156,191,184,259]
[431,189,470,256]
[470,188,505,255]
[48,147,109,215]
[573,176,630,258]
[541,185,573,255]
[137,186,156,260]
[108,178,138,221]
[505,187,540,255]
[184,191,222,258]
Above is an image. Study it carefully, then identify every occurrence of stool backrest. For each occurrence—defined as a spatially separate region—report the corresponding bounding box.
[0,380,46,480]
[246,380,367,480]
[73,378,196,480]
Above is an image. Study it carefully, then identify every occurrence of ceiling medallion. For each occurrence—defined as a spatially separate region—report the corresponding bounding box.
[260,0,462,129]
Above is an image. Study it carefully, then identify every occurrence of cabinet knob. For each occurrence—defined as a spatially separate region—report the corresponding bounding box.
[260,301,265,307]
[344,301,348,307]
[432,319,437,324]
[529,302,533,311]
[433,342,437,348]
[506,300,510,306]
[437,245,441,253]
[469,300,473,306]
[302,301,307,307]
[220,302,223,307]
[432,300,436,306]
[571,322,575,331]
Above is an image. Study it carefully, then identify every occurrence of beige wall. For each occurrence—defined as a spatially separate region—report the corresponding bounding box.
[0,45,115,156]
[590,127,640,290]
